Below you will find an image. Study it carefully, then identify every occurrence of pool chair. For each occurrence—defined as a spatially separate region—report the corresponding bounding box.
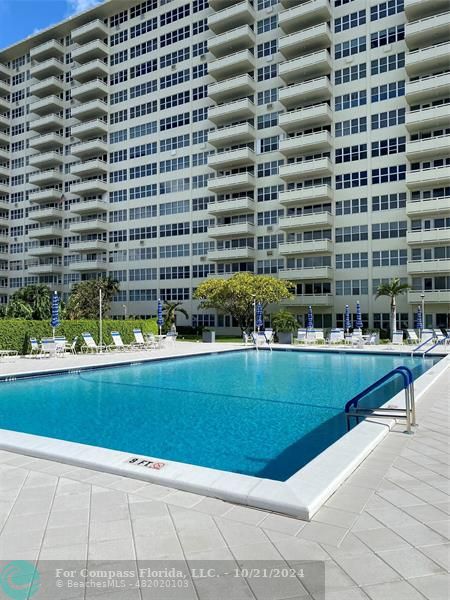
[41,338,57,357]
[392,331,404,345]
[315,329,325,343]
[305,330,317,344]
[65,336,78,355]
[263,328,274,344]
[81,332,107,353]
[132,328,155,350]
[252,332,269,348]
[164,331,178,345]
[406,329,419,344]
[349,332,364,348]
[296,329,307,344]
[328,329,344,344]
[109,331,133,352]
[29,337,50,358]
[365,333,378,345]
[54,337,68,357]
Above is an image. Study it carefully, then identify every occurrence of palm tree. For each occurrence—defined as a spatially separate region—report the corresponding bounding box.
[65,278,120,319]
[375,278,410,340]
[6,284,51,320]
[163,301,188,331]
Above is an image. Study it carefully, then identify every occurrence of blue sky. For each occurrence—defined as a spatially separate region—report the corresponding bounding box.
[0,0,104,50]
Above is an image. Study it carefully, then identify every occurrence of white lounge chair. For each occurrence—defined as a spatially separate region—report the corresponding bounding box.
[315,329,325,343]
[421,329,435,344]
[406,329,419,344]
[30,338,45,357]
[392,331,404,345]
[65,337,78,355]
[296,329,307,344]
[350,332,364,347]
[132,328,155,350]
[365,333,377,345]
[305,330,316,344]
[41,338,57,356]
[263,328,274,344]
[109,331,132,352]
[164,331,177,345]
[81,332,106,353]
[328,329,344,344]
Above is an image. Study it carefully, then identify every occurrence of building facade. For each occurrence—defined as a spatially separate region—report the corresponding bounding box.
[0,0,449,332]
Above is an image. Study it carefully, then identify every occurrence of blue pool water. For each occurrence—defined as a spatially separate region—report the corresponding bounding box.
[0,350,439,480]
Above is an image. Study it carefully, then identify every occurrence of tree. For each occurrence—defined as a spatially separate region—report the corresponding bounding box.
[375,278,410,340]
[65,278,120,319]
[163,301,188,331]
[193,273,294,333]
[5,284,51,320]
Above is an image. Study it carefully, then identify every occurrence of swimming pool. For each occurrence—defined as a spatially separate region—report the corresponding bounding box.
[0,349,440,481]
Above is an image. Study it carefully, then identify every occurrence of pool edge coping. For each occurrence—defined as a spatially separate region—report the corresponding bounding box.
[0,349,448,520]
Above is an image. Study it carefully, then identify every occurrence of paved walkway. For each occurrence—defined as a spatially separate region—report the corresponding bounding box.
[0,352,448,599]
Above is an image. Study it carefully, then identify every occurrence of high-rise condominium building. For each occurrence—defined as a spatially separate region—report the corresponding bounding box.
[0,0,449,332]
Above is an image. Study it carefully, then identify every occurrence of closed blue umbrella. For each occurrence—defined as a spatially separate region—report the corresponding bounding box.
[355,301,363,330]
[51,290,60,338]
[256,302,263,330]
[157,298,163,335]
[344,304,351,333]
[415,306,423,331]
[306,305,314,330]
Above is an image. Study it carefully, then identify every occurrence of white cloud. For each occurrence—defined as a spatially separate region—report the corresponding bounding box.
[67,0,103,14]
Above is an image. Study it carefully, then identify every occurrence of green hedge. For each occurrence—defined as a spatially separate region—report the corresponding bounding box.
[0,319,158,354]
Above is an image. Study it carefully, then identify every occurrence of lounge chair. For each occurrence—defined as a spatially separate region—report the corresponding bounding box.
[365,333,377,345]
[421,329,435,344]
[296,329,307,344]
[263,328,274,344]
[252,332,269,348]
[406,329,419,344]
[164,331,177,345]
[54,337,67,357]
[315,329,325,343]
[81,332,106,353]
[30,338,44,357]
[349,332,364,348]
[65,336,78,355]
[328,329,344,344]
[132,328,155,350]
[41,338,57,356]
[305,330,316,344]
[392,331,404,345]
[109,331,132,352]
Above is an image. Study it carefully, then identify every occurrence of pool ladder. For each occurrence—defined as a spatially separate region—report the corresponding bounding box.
[345,366,416,434]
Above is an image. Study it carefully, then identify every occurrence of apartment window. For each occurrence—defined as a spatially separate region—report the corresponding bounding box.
[372,193,406,211]
[192,151,210,166]
[257,210,283,225]
[193,85,207,100]
[258,160,283,177]
[336,253,368,269]
[130,80,157,99]
[110,109,127,124]
[335,117,367,137]
[130,163,157,179]
[130,17,158,38]
[371,25,404,48]
[160,244,190,258]
[257,64,277,81]
[257,88,278,105]
[192,219,211,233]
[257,15,277,33]
[160,266,190,280]
[257,234,283,249]
[159,199,190,215]
[160,47,190,69]
[129,226,157,240]
[110,30,128,47]
[160,222,190,237]
[130,59,157,79]
[372,164,406,184]
[111,49,128,65]
[192,18,207,35]
[257,0,278,9]
[193,174,210,189]
[335,36,366,59]
[160,90,190,110]
[193,129,209,144]
[160,134,190,152]
[110,70,127,85]
[335,10,366,32]
[192,196,211,211]
[372,137,406,157]
[372,221,407,239]
[109,230,127,243]
[336,171,368,189]
[110,129,127,144]
[335,225,368,242]
[336,144,367,163]
[109,209,127,223]
[257,39,277,58]
[129,247,157,261]
[371,52,405,74]
[371,81,405,103]
[129,142,157,159]
[371,108,405,129]
[160,26,190,48]
[130,0,156,19]
[336,198,368,215]
[130,101,157,119]
[129,289,157,302]
[335,63,366,85]
[335,89,366,111]
[192,241,214,255]
[371,0,404,21]
[160,113,190,131]
[130,121,157,139]
[130,184,157,200]
[110,169,127,183]
[110,149,128,163]
[260,136,279,152]
[110,9,128,26]
[129,205,157,219]
[372,249,407,266]
[160,288,190,301]
[110,89,128,105]
[129,268,157,281]
[193,107,208,123]
[161,69,190,89]
[110,190,128,203]
[258,112,279,129]
[193,0,208,12]
[160,178,190,194]
[192,64,207,79]
[130,39,157,60]
[336,280,368,295]
[258,184,283,202]
[257,259,284,274]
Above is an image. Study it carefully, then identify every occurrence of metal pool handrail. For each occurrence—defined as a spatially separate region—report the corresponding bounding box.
[345,366,415,434]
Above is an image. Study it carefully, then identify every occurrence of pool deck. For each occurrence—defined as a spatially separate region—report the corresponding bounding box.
[0,343,448,598]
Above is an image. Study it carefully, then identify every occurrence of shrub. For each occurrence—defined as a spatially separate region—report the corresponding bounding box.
[0,319,158,354]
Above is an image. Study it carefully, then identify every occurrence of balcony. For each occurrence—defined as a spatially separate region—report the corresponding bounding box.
[279,157,333,181]
[0,97,9,113]
[0,114,8,131]
[71,138,107,158]
[406,135,450,160]
[30,113,64,133]
[28,207,64,222]
[405,12,450,49]
[0,199,9,210]
[208,74,256,102]
[405,42,450,76]
[405,104,450,132]
[279,0,331,34]
[0,64,9,81]
[30,58,65,80]
[71,119,108,140]
[209,50,255,81]
[29,188,62,204]
[72,19,108,44]
[30,76,64,98]
[279,23,332,58]
[28,263,62,275]
[29,151,64,169]
[70,218,108,234]
[279,211,333,230]
[279,50,332,84]
[405,0,449,19]
[69,239,107,252]
[208,247,256,261]
[406,197,450,217]
[407,228,450,245]
[69,259,108,272]
[0,183,8,195]
[70,178,108,196]
[28,245,63,257]
[279,266,333,280]
[30,95,64,116]
[209,98,256,126]
[71,99,108,120]
[29,225,63,240]
[71,159,108,178]
[279,239,333,255]
[208,122,256,147]
[406,73,450,105]
[406,166,450,189]
[28,132,64,150]
[208,1,256,34]
[71,79,108,101]
[71,199,108,215]
[208,147,256,170]
[208,25,256,58]
[0,148,8,162]
[71,40,109,63]
[0,165,8,179]
[208,196,255,215]
[407,259,450,275]
[279,131,332,156]
[29,169,63,187]
[208,172,255,193]
[208,221,255,237]
[407,290,450,304]
[72,59,108,83]
[0,232,8,244]
[0,215,8,227]
[281,294,333,307]
[30,39,64,61]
